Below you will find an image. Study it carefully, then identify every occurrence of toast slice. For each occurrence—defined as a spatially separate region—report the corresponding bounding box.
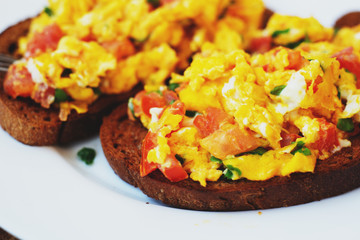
[0,19,140,145]
[100,104,360,211]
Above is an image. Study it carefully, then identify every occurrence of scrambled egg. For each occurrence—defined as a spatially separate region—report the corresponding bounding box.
[133,11,360,186]
[10,0,265,120]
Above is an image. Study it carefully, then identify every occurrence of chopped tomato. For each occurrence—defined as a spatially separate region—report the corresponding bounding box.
[310,118,339,153]
[249,36,272,54]
[333,47,360,88]
[286,50,308,70]
[162,90,179,105]
[280,132,301,147]
[101,38,135,60]
[26,23,63,57]
[167,100,185,116]
[158,155,188,182]
[200,123,260,159]
[133,90,167,117]
[141,132,158,176]
[194,107,234,137]
[3,64,35,98]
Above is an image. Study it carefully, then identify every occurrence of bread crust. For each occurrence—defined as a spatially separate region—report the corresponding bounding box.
[100,105,360,211]
[335,11,360,29]
[0,19,140,145]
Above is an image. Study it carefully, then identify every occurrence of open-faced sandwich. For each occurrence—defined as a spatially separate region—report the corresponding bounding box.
[1,0,265,145]
[100,4,360,210]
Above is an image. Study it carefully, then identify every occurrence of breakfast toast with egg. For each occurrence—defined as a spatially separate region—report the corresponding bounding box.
[100,12,360,211]
[100,104,360,211]
[0,20,140,145]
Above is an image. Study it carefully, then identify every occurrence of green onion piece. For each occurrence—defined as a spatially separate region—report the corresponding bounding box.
[168,83,180,91]
[77,147,96,165]
[44,7,54,17]
[271,28,290,38]
[270,85,286,96]
[297,147,312,156]
[337,118,354,132]
[285,39,304,49]
[169,100,176,105]
[147,0,160,8]
[175,154,185,164]
[245,147,268,156]
[54,89,69,103]
[333,27,340,37]
[128,98,136,118]
[223,165,242,180]
[291,141,311,156]
[337,87,341,99]
[320,64,326,73]
[304,33,311,43]
[185,110,198,118]
[210,156,222,163]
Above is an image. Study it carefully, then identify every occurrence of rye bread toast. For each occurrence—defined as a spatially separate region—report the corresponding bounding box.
[0,19,141,145]
[100,104,360,211]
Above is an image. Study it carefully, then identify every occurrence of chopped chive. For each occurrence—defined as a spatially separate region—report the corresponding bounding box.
[271,28,290,38]
[223,165,242,180]
[77,147,96,165]
[54,89,69,103]
[337,87,341,99]
[245,147,268,156]
[333,27,340,37]
[320,64,325,73]
[175,154,185,164]
[169,100,176,105]
[304,33,311,43]
[44,7,54,17]
[128,98,136,118]
[270,85,286,96]
[297,147,311,156]
[168,83,180,91]
[210,156,222,163]
[185,110,198,118]
[337,118,354,132]
[285,39,304,49]
[291,141,311,156]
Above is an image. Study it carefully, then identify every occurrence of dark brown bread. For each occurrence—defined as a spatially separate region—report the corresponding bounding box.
[0,19,141,145]
[100,105,360,211]
[335,11,360,28]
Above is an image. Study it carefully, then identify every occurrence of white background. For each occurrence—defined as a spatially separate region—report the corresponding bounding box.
[1,1,360,240]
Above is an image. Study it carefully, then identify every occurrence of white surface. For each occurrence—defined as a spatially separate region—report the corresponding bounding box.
[1,1,360,240]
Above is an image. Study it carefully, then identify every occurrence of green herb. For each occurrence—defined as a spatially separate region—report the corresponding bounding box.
[270,85,286,96]
[285,39,304,49]
[271,28,290,38]
[175,154,185,164]
[245,147,268,156]
[54,89,69,103]
[333,27,340,37]
[44,7,54,17]
[169,100,176,105]
[168,83,180,91]
[210,156,222,163]
[92,87,102,95]
[320,64,326,73]
[337,118,354,132]
[147,0,160,8]
[128,98,136,118]
[337,87,341,99]
[304,33,311,43]
[77,147,96,165]
[223,165,242,180]
[291,141,311,156]
[185,110,198,118]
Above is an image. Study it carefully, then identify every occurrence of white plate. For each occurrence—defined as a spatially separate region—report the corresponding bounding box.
[1,1,360,239]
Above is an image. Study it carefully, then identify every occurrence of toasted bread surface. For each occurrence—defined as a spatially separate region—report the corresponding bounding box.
[100,105,360,211]
[0,19,140,145]
[335,11,360,28]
